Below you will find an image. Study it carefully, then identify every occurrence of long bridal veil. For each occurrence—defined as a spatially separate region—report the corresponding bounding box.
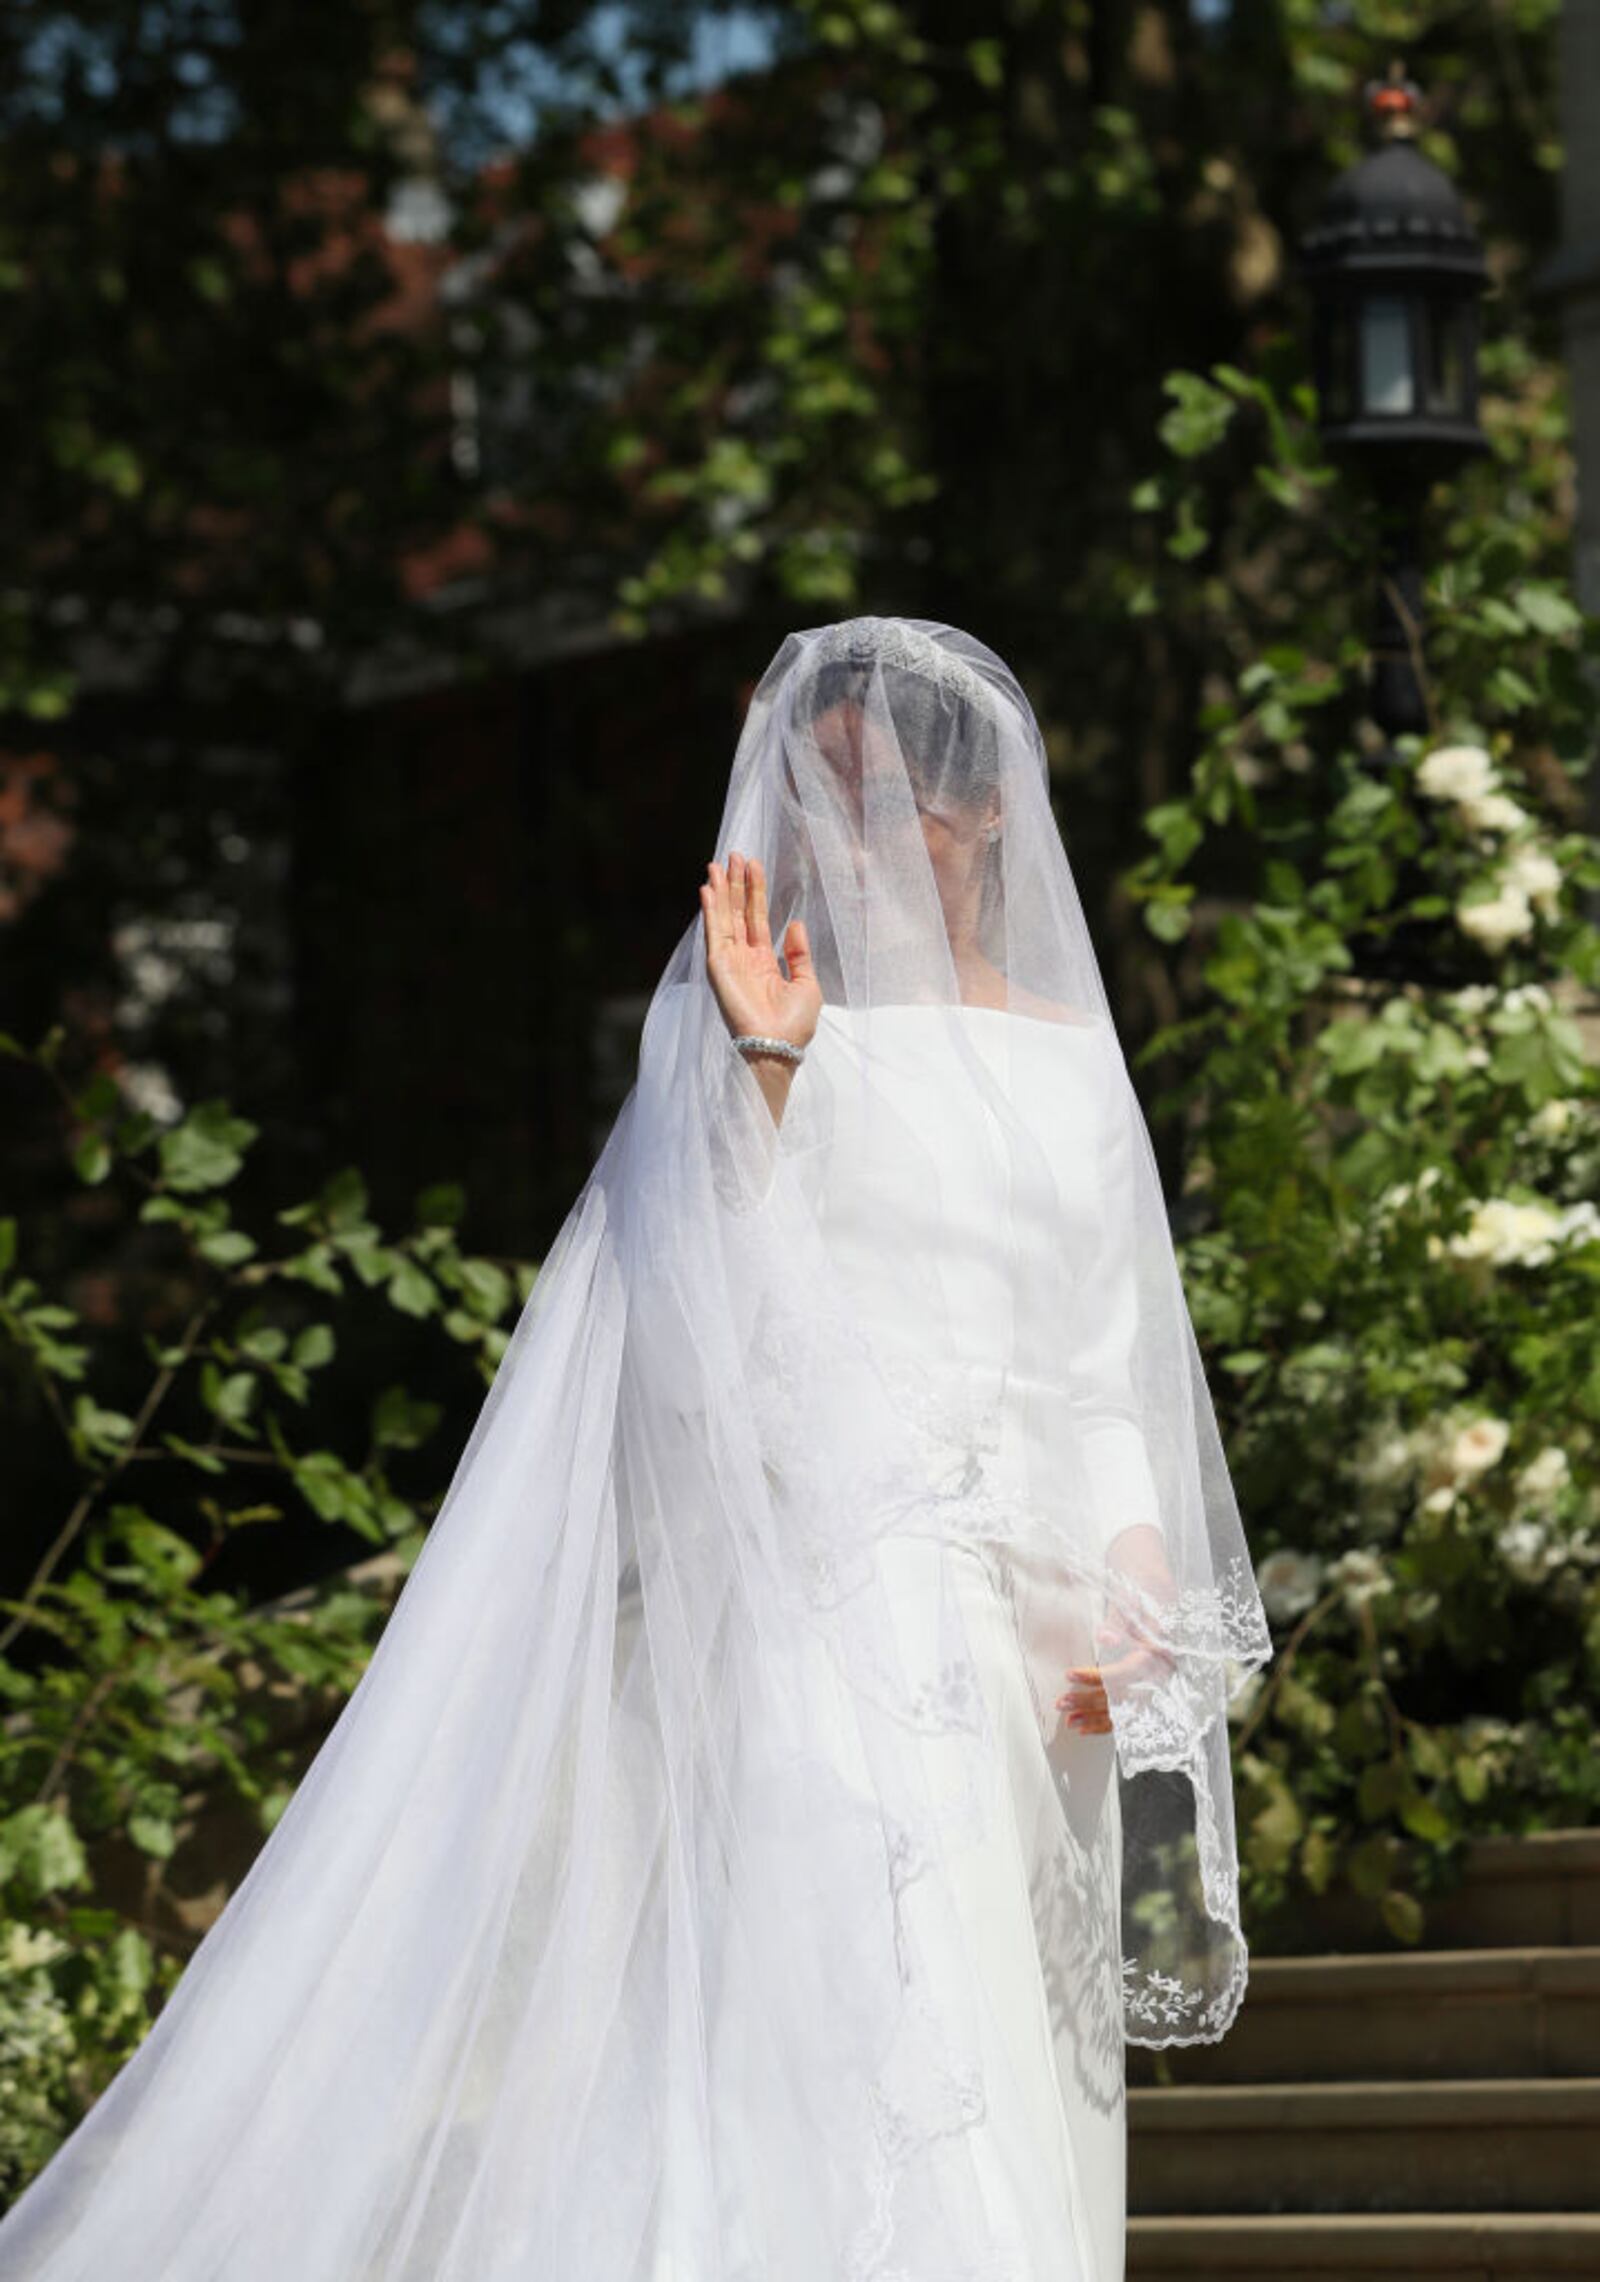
[0,617,1270,2282]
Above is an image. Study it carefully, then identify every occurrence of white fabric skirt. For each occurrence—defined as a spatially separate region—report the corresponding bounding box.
[629,1531,1127,2282]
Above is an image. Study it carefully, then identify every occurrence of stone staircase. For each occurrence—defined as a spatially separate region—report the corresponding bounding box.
[1126,1831,1600,2280]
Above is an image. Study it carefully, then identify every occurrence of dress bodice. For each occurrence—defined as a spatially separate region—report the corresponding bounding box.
[796,1001,1161,1565]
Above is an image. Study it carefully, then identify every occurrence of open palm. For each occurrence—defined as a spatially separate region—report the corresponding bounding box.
[700,850,823,1049]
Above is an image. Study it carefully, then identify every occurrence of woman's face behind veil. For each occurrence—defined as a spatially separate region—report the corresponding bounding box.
[808,696,1000,949]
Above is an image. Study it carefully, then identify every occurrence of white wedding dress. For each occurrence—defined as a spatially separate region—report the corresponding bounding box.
[620,1000,1134,2282]
[0,617,1266,2282]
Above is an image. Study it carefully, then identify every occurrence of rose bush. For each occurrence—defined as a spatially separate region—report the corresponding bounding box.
[1126,359,1600,1946]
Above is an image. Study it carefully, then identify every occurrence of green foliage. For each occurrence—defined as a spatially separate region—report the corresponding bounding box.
[0,1044,532,2192]
[1126,360,1600,1947]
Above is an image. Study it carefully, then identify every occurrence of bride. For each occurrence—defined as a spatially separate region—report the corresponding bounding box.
[0,617,1270,2281]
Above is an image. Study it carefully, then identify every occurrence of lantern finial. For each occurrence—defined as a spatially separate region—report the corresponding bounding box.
[1365,57,1423,143]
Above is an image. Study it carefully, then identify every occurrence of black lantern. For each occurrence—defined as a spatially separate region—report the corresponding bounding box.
[1297,61,1490,735]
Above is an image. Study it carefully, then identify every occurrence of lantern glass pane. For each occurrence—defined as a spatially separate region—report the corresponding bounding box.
[1325,306,1354,422]
[1423,299,1466,415]
[1360,295,1415,416]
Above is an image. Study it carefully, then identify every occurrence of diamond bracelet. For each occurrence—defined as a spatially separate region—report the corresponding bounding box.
[729,1032,805,1066]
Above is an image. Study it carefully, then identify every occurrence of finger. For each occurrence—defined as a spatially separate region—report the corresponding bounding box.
[706,859,734,949]
[747,856,772,953]
[783,918,815,982]
[1056,1674,1108,1708]
[728,850,749,945]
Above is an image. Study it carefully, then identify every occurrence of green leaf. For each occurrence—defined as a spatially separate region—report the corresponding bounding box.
[1246,1776,1303,1874]
[200,1365,257,1431]
[196,1228,257,1268]
[127,1812,177,1860]
[456,1258,512,1321]
[1158,371,1237,460]
[1143,801,1204,868]
[1380,1888,1425,1944]
[321,1168,370,1231]
[72,1394,136,1460]
[160,1431,227,1476]
[1400,1792,1454,1844]
[1453,1753,1490,1804]
[1145,896,1194,944]
[1357,1760,1407,1820]
[0,1804,88,1898]
[1513,583,1582,637]
[1345,1833,1396,1899]
[1336,1695,1388,1761]
[414,1182,465,1229]
[1299,1826,1336,1893]
[158,1102,256,1193]
[371,1385,442,1451]
[386,1261,439,1318]
[73,1132,112,1184]
[106,1508,202,1589]
[965,37,1003,88]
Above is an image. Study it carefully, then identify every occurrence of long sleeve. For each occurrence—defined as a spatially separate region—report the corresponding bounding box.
[1066,1064,1165,1568]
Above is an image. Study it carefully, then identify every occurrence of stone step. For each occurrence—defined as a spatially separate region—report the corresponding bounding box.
[1279,1831,1600,1955]
[1424,1834,1600,1950]
[1128,2079,1600,2217]
[1128,1947,1600,2086]
[1127,2213,1600,2279]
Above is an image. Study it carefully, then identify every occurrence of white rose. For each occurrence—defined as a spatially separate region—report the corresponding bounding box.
[1449,985,1497,1016]
[1495,1518,1552,1585]
[1502,983,1553,1014]
[1256,1548,1325,1623]
[1456,885,1534,953]
[1328,1549,1393,1606]
[1420,1485,1457,1518]
[1417,743,1496,803]
[1501,843,1563,918]
[1354,1432,1415,1488]
[1459,790,1531,837]
[1517,1446,1571,1507]
[1558,1200,1600,1249]
[1529,1099,1577,1140]
[1448,1198,1564,1268]
[1448,1416,1510,1481]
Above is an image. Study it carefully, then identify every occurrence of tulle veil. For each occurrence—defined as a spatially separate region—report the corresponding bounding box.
[0,616,1270,2282]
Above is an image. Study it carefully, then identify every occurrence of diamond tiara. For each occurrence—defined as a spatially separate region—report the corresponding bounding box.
[807,617,1012,723]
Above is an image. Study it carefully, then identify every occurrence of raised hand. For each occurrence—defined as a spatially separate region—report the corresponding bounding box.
[700,850,823,1051]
